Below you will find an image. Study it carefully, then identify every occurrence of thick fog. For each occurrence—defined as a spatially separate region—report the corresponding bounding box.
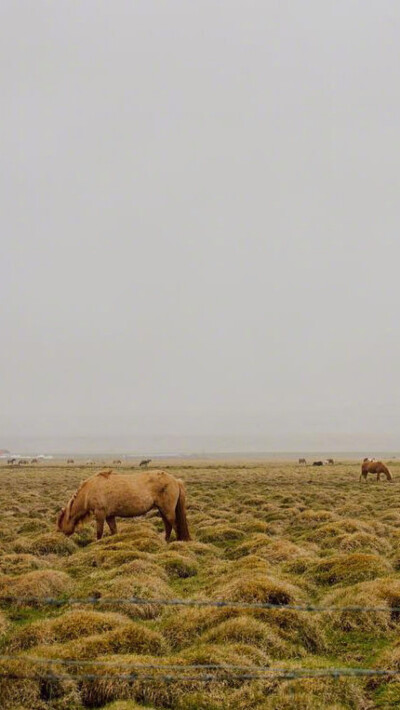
[2,1,400,453]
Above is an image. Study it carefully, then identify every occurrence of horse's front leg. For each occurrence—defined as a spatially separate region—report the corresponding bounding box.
[95,511,105,540]
[106,516,117,535]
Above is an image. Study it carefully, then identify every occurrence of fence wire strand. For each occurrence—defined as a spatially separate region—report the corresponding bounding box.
[1,595,400,614]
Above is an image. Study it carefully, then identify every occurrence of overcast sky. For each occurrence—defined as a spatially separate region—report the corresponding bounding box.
[2,1,400,451]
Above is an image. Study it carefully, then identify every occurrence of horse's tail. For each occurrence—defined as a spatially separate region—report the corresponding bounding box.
[175,480,191,541]
[384,465,393,481]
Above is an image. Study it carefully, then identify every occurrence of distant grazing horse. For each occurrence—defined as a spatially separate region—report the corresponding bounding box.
[67,459,74,464]
[113,460,122,465]
[360,460,392,483]
[313,461,323,466]
[140,459,152,468]
[298,458,306,465]
[57,469,190,541]
[30,459,38,464]
[327,458,334,465]
[7,458,16,465]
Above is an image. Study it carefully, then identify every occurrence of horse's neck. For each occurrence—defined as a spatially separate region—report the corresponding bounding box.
[69,487,87,521]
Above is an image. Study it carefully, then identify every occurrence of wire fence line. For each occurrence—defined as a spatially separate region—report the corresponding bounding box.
[1,595,400,614]
[1,660,400,683]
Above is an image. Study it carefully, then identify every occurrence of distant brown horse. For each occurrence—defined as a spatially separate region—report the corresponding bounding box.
[360,460,392,482]
[57,469,190,541]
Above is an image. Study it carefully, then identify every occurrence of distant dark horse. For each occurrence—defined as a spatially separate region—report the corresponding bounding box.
[313,461,323,466]
[139,459,152,468]
[298,458,306,464]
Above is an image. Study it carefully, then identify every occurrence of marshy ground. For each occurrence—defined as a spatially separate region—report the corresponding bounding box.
[1,460,400,709]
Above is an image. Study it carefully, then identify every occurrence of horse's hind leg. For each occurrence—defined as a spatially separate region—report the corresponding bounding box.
[95,511,105,540]
[106,516,117,535]
[159,510,173,542]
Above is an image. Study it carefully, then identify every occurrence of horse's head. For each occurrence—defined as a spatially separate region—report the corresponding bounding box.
[56,506,76,536]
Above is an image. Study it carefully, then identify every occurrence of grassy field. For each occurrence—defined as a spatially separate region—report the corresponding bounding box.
[1,460,400,709]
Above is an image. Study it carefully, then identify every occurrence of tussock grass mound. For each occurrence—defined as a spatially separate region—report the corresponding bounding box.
[296,509,338,527]
[0,553,50,575]
[98,528,165,554]
[323,577,400,633]
[0,656,79,710]
[337,531,391,554]
[309,553,392,586]
[231,673,367,710]
[157,551,199,578]
[95,549,151,570]
[257,539,316,564]
[257,609,327,654]
[226,555,271,575]
[14,532,77,556]
[112,558,169,581]
[8,609,131,650]
[282,555,318,575]
[161,607,237,649]
[214,573,303,606]
[41,621,168,658]
[229,534,273,558]
[168,540,220,557]
[0,570,72,603]
[98,573,174,619]
[197,524,245,543]
[178,641,270,668]
[306,519,374,546]
[17,519,50,535]
[200,616,287,657]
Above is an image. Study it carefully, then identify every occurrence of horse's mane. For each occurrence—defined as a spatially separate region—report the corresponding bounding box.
[58,470,116,530]
[97,469,114,479]
[64,479,91,522]
[63,471,115,520]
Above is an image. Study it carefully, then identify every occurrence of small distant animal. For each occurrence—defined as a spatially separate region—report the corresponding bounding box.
[113,460,122,465]
[139,459,152,468]
[360,460,392,483]
[7,458,16,465]
[312,461,323,466]
[16,460,24,466]
[298,458,306,465]
[67,459,74,464]
[57,469,190,541]
[327,458,334,465]
[30,458,38,464]
[86,460,94,465]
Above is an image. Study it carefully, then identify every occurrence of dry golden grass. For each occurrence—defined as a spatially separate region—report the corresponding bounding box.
[1,459,400,708]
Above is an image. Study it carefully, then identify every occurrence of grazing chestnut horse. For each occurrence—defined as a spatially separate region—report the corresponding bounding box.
[360,460,392,483]
[57,469,190,541]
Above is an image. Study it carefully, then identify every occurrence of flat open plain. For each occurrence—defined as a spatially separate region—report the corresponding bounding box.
[1,460,400,709]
